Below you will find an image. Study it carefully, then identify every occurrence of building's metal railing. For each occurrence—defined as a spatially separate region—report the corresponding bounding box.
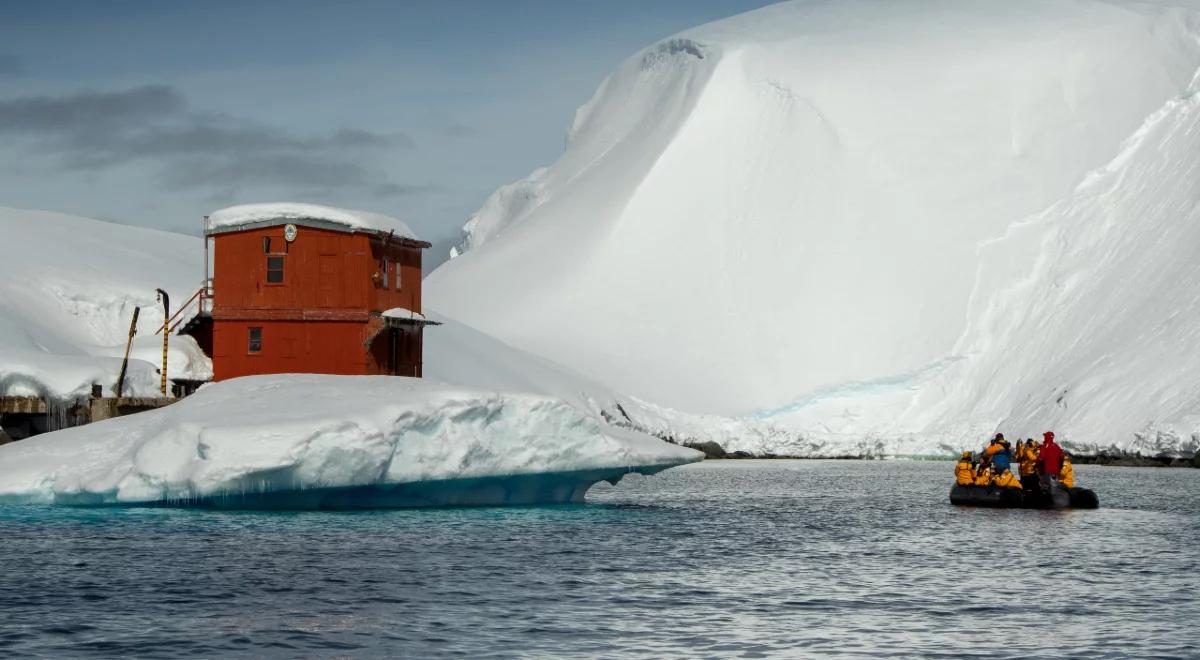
[156,279,214,335]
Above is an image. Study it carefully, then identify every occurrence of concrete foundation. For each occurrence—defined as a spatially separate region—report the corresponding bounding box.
[0,395,177,441]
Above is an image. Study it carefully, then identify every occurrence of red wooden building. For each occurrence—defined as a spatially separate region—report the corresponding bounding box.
[186,203,436,381]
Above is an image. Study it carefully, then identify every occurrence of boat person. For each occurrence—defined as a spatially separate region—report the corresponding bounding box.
[984,433,1013,473]
[973,464,994,486]
[1059,453,1075,489]
[1015,437,1040,491]
[991,467,1022,490]
[955,451,975,486]
[1037,431,1064,493]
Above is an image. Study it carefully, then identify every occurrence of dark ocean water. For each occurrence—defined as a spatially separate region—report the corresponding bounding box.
[0,460,1196,658]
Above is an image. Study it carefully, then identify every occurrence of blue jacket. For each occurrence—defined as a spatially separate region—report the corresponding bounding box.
[991,449,1012,472]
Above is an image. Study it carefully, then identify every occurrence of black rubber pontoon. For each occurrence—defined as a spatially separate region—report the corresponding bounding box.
[949,484,1098,509]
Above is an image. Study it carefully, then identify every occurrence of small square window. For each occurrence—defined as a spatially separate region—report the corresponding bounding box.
[262,236,272,254]
[248,327,262,353]
[266,256,284,284]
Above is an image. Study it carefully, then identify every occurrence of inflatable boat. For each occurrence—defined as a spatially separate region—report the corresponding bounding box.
[949,484,1098,509]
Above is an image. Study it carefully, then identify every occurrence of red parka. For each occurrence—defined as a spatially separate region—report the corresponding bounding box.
[1039,432,1063,477]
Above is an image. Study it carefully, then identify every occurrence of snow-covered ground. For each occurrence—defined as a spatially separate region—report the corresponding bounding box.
[427,0,1200,456]
[0,207,211,400]
[6,0,1200,460]
[0,375,700,507]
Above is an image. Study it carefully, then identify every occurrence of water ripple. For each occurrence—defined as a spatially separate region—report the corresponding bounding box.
[0,460,1195,657]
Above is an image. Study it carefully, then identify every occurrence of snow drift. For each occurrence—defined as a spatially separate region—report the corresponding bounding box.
[0,207,211,400]
[0,375,701,507]
[427,0,1200,454]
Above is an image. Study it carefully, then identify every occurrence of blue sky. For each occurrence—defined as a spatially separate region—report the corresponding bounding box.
[0,0,775,270]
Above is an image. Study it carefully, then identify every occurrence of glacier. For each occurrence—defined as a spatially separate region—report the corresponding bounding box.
[426,0,1200,455]
[0,374,701,507]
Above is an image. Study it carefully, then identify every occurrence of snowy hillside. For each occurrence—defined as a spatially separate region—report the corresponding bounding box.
[427,0,1200,455]
[0,207,211,399]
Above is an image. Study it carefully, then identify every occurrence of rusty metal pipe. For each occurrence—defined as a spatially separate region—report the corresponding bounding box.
[156,289,169,396]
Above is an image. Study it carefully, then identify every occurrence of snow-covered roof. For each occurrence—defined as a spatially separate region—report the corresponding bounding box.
[207,202,422,242]
[381,307,439,325]
[382,307,426,321]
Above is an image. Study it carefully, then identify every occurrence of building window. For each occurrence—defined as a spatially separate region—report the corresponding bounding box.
[266,256,284,284]
[381,260,389,289]
[248,327,263,353]
[395,261,402,290]
[262,236,272,254]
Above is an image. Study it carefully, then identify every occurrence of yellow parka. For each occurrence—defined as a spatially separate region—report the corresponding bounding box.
[973,467,993,487]
[955,460,975,486]
[992,469,1022,489]
[1059,458,1075,488]
[1017,443,1039,477]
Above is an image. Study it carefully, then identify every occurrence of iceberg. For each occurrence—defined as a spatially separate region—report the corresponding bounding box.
[0,374,701,508]
[0,208,706,508]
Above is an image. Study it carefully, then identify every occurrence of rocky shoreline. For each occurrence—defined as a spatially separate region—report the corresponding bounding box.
[681,440,1199,467]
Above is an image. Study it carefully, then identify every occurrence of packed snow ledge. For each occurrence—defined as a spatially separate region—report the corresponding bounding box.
[208,202,418,240]
[0,375,701,508]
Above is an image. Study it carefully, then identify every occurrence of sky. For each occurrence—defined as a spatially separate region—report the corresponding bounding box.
[0,0,776,271]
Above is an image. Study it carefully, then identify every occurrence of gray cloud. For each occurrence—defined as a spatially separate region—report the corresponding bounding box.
[161,154,372,190]
[0,84,425,197]
[0,54,23,76]
[330,128,415,150]
[372,182,438,197]
[444,123,478,138]
[60,120,411,164]
[0,85,184,132]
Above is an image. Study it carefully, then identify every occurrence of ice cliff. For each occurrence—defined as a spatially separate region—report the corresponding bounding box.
[427,0,1200,455]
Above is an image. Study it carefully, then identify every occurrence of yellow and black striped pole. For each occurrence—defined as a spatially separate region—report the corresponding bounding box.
[156,289,169,396]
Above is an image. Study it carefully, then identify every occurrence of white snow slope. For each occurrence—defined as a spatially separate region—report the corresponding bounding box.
[425,308,846,456]
[427,0,1200,455]
[0,375,700,506]
[0,207,211,400]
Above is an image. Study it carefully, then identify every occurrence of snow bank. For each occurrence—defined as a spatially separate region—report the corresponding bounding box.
[427,0,1200,454]
[0,207,211,399]
[208,202,418,240]
[0,375,700,507]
